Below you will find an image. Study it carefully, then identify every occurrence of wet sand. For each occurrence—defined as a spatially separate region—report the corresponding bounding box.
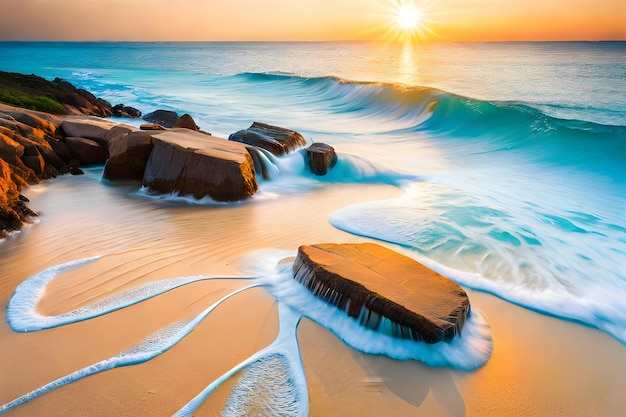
[0,173,624,416]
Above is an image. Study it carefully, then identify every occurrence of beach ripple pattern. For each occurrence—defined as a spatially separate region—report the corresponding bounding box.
[1,251,492,415]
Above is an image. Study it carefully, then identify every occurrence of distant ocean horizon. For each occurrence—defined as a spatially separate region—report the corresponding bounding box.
[1,40,625,345]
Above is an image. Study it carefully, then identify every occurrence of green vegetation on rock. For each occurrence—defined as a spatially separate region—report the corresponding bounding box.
[0,89,66,114]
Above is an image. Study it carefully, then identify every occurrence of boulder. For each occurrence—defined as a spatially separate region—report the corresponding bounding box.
[0,131,24,164]
[142,110,179,128]
[293,243,470,344]
[305,142,337,176]
[229,122,306,156]
[173,113,200,131]
[112,104,141,118]
[61,117,120,140]
[64,137,106,165]
[103,124,136,143]
[143,129,258,202]
[103,131,156,181]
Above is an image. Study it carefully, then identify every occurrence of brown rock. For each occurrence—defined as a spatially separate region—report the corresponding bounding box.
[60,117,120,140]
[103,131,155,181]
[47,138,72,162]
[143,129,258,202]
[140,123,166,131]
[293,243,470,344]
[306,142,338,176]
[0,131,24,164]
[112,104,141,118]
[229,121,307,156]
[173,114,200,131]
[142,110,179,128]
[21,146,45,177]
[64,137,106,165]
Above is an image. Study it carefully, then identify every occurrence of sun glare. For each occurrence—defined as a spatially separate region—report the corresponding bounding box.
[383,1,432,43]
[397,6,422,30]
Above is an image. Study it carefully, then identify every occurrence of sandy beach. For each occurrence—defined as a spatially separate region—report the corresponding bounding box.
[0,172,624,417]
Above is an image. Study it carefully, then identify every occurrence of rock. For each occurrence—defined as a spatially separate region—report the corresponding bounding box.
[140,123,166,131]
[103,131,155,181]
[103,124,136,143]
[173,114,200,131]
[143,129,258,202]
[64,137,106,165]
[305,142,337,176]
[293,243,470,344]
[142,110,179,128]
[47,138,73,162]
[112,104,141,118]
[61,117,120,140]
[229,121,306,156]
[20,145,45,176]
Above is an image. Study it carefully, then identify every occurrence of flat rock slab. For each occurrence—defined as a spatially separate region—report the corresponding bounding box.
[143,129,258,202]
[229,121,306,156]
[293,243,470,344]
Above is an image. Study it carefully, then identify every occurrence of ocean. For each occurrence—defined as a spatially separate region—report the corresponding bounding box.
[0,41,625,415]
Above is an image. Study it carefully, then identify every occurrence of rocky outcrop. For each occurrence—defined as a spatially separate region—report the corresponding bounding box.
[142,110,179,128]
[229,122,307,156]
[0,71,138,118]
[143,129,258,202]
[0,159,36,236]
[305,142,337,176]
[0,103,62,234]
[293,243,470,344]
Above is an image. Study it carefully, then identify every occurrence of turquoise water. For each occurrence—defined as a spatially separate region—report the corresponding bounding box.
[1,41,625,347]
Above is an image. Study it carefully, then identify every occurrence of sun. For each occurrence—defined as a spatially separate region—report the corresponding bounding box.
[396,5,422,31]
[383,1,432,43]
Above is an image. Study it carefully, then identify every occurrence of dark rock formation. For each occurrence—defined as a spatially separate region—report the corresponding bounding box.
[103,131,155,181]
[0,71,114,117]
[305,142,338,176]
[229,122,306,156]
[293,243,470,344]
[173,114,200,131]
[143,129,258,202]
[142,110,179,128]
[112,104,141,118]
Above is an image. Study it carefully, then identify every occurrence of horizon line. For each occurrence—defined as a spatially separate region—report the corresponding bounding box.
[1,39,625,44]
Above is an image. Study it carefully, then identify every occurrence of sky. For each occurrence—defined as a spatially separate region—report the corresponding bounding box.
[0,0,624,42]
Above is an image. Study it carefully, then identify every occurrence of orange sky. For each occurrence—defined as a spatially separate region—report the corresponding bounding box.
[1,0,624,42]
